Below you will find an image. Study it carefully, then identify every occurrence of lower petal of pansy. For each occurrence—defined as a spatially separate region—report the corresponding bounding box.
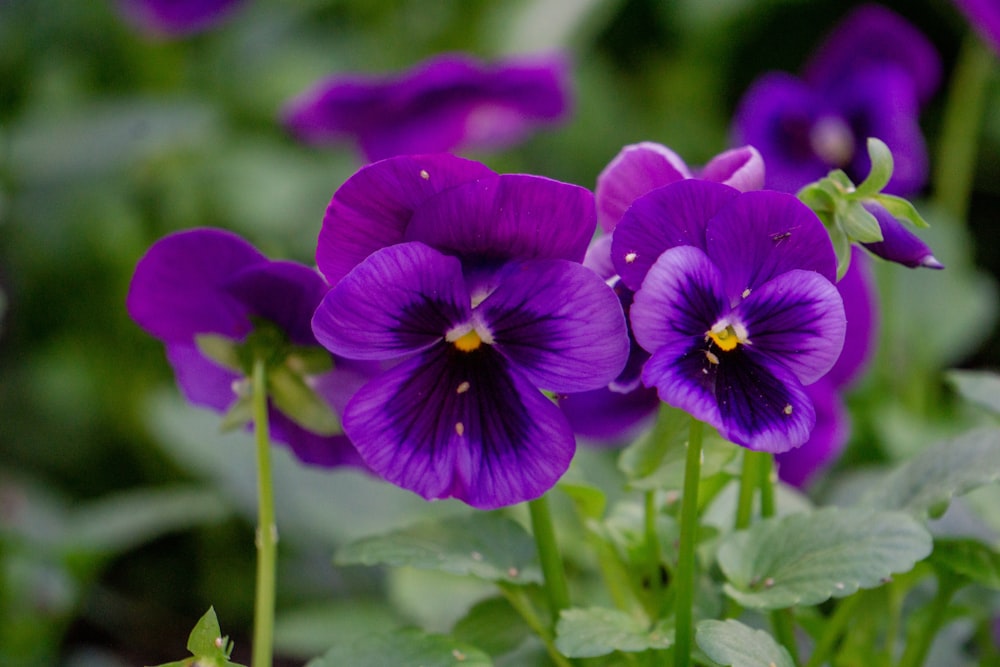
[166,342,241,412]
[269,411,367,470]
[775,378,848,487]
[734,269,846,386]
[715,349,816,453]
[343,345,575,509]
[630,245,727,354]
[641,339,723,432]
[478,259,629,393]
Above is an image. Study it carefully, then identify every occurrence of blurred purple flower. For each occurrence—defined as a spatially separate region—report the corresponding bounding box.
[615,180,846,452]
[116,0,245,38]
[734,4,940,196]
[282,53,571,162]
[311,155,629,508]
[559,144,764,444]
[776,249,878,486]
[953,0,1000,54]
[126,228,369,468]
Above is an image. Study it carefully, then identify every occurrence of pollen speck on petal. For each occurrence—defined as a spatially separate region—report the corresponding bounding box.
[420,169,430,180]
[456,381,470,394]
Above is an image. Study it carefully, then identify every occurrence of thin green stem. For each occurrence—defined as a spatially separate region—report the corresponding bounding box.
[673,418,704,667]
[933,31,994,222]
[251,358,277,667]
[804,593,863,667]
[644,490,664,612]
[757,454,775,518]
[528,494,571,624]
[498,583,574,667]
[896,575,959,667]
[734,451,761,530]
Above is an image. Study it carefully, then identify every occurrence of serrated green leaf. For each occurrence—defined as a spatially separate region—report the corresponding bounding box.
[861,427,1000,517]
[305,628,492,667]
[555,607,672,657]
[931,538,1000,589]
[267,365,341,436]
[839,200,883,243]
[195,334,244,373]
[695,619,794,667]
[718,507,931,609]
[334,513,542,584]
[854,137,894,197]
[452,596,532,657]
[872,193,930,228]
[946,370,1000,415]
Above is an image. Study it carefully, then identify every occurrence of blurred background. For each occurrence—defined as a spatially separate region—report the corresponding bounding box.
[1,0,998,664]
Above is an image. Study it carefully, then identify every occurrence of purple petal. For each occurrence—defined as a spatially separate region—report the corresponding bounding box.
[826,249,878,388]
[630,245,727,354]
[775,379,848,487]
[343,345,576,509]
[116,0,244,37]
[641,339,722,433]
[405,174,596,264]
[477,260,629,393]
[558,385,659,444]
[705,190,838,299]
[612,179,740,290]
[224,261,328,347]
[166,342,240,411]
[595,142,692,231]
[861,202,943,269]
[955,0,1000,55]
[804,4,941,104]
[734,269,847,385]
[282,52,571,161]
[583,234,616,281]
[317,154,496,286]
[699,145,765,192]
[269,412,366,470]
[127,228,266,343]
[312,243,471,360]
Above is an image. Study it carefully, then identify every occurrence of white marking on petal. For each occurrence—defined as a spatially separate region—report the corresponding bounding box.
[742,288,751,299]
[456,381,470,394]
[419,169,430,180]
[624,251,637,264]
[783,404,793,415]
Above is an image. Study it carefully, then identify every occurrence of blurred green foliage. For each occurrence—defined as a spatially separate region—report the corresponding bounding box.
[1,0,998,664]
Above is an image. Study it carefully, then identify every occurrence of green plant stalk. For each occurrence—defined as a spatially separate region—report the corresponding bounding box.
[673,418,704,667]
[933,32,994,222]
[644,490,664,612]
[251,358,277,667]
[734,450,762,530]
[896,575,959,667]
[804,592,864,667]
[498,583,574,667]
[529,494,572,624]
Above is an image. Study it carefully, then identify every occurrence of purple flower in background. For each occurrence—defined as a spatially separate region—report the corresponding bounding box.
[282,53,571,162]
[311,155,629,508]
[776,249,878,486]
[734,4,940,195]
[116,0,245,37]
[126,228,369,468]
[616,180,846,452]
[559,143,764,443]
[953,0,1000,55]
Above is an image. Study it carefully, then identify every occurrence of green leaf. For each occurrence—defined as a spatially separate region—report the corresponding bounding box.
[306,628,492,667]
[838,200,883,243]
[218,395,254,432]
[286,346,335,375]
[555,607,672,657]
[854,137,894,197]
[695,619,795,667]
[861,427,1000,517]
[335,513,542,584]
[796,182,836,216]
[931,538,1000,589]
[195,334,244,373]
[718,507,931,609]
[274,600,403,660]
[872,193,930,228]
[267,364,341,436]
[149,607,244,667]
[830,223,852,281]
[557,481,606,521]
[946,370,1000,415]
[452,596,532,657]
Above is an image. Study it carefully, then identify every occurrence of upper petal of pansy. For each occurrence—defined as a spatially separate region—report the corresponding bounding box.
[166,342,240,412]
[116,0,245,37]
[595,142,692,231]
[803,4,941,104]
[612,179,740,290]
[955,0,1000,55]
[705,190,837,301]
[699,146,765,192]
[312,242,471,360]
[224,261,328,347]
[405,174,596,264]
[127,228,266,342]
[343,345,576,509]
[317,154,496,285]
[630,245,728,354]
[476,259,629,393]
[734,269,846,386]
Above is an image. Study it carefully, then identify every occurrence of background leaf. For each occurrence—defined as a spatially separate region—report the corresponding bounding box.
[306,627,492,667]
[555,607,672,658]
[695,619,794,667]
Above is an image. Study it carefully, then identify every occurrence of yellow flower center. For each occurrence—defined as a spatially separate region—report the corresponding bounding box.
[708,325,741,352]
[453,329,483,352]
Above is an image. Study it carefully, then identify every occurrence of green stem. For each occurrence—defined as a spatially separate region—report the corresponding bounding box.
[644,490,664,612]
[498,583,574,667]
[734,451,761,530]
[896,575,959,667]
[933,32,994,222]
[673,418,704,667]
[804,592,863,667]
[757,454,775,518]
[528,494,571,624]
[251,358,277,667]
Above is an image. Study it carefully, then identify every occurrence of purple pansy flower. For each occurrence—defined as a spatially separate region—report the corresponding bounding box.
[615,180,847,452]
[126,228,369,468]
[776,249,878,486]
[733,4,940,196]
[560,144,764,443]
[860,202,943,269]
[953,0,1000,55]
[282,52,571,162]
[116,0,245,37]
[310,155,630,508]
